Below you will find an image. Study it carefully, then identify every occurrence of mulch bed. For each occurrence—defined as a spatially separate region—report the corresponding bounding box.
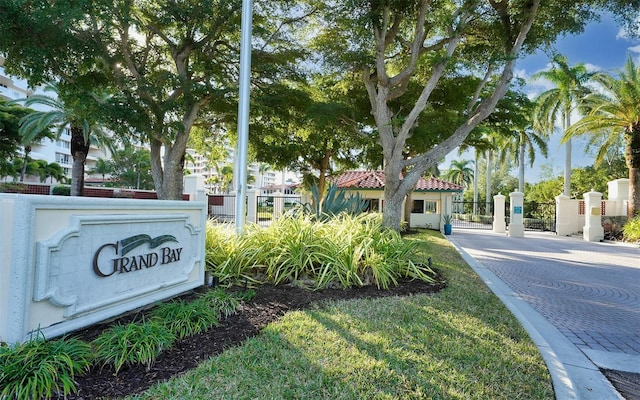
[61,277,447,399]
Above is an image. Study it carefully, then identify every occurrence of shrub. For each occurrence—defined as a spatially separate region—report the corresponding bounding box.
[0,334,93,399]
[0,182,26,193]
[151,299,220,339]
[622,216,640,242]
[199,288,241,318]
[206,213,438,290]
[304,182,369,220]
[52,185,71,196]
[92,321,175,373]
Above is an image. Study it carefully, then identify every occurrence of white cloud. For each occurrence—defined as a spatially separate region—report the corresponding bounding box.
[629,44,640,54]
[583,63,602,73]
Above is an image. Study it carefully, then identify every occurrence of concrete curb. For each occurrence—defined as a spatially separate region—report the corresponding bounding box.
[447,235,624,400]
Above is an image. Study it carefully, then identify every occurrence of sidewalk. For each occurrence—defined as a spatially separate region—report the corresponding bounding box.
[446,229,640,400]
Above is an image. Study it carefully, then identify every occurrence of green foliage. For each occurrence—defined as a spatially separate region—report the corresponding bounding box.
[206,213,437,290]
[108,146,155,190]
[0,98,33,160]
[198,288,241,318]
[442,214,453,224]
[92,321,175,373]
[306,182,369,220]
[52,185,71,196]
[0,182,27,193]
[0,334,93,399]
[151,300,219,340]
[622,216,640,242]
[525,165,619,203]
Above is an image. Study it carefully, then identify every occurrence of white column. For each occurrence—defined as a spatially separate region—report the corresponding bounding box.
[246,189,258,224]
[508,191,525,238]
[183,174,204,201]
[607,179,629,216]
[272,190,284,219]
[583,190,604,242]
[555,194,572,236]
[493,193,506,233]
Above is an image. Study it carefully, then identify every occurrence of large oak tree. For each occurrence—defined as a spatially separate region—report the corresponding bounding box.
[308,0,639,230]
[0,0,305,199]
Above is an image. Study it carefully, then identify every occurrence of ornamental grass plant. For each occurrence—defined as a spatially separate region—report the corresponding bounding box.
[0,334,93,399]
[205,213,436,290]
[623,215,640,242]
[92,321,176,373]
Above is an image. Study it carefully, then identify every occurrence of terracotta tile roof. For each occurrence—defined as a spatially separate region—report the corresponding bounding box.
[333,170,463,192]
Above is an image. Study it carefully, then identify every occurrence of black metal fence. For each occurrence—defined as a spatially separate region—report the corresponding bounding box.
[208,194,237,222]
[522,201,556,231]
[208,194,303,226]
[452,201,494,230]
[256,195,303,226]
[453,200,556,232]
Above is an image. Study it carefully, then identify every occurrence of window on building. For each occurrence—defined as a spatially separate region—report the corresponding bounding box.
[412,199,439,214]
[56,140,70,149]
[412,199,424,213]
[364,199,380,212]
[55,152,71,165]
[425,200,438,213]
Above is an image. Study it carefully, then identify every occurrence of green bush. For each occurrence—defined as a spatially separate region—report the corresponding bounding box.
[622,216,640,242]
[0,182,26,193]
[92,321,175,373]
[206,213,437,290]
[304,182,369,220]
[151,299,220,339]
[199,288,241,318]
[0,334,93,399]
[52,185,71,196]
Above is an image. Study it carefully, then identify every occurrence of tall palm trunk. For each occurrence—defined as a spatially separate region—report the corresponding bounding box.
[70,125,89,197]
[19,145,31,182]
[628,125,640,217]
[473,151,479,215]
[518,136,525,192]
[563,113,572,197]
[485,150,492,215]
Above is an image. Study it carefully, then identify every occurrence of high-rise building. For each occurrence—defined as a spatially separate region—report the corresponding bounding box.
[1,58,108,183]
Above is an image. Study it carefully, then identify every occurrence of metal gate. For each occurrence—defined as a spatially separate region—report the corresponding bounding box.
[523,201,556,231]
[452,201,494,230]
[452,200,556,231]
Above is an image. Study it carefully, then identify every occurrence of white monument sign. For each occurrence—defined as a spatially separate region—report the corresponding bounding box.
[0,194,206,344]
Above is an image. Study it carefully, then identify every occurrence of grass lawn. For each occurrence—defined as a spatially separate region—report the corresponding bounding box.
[127,229,554,400]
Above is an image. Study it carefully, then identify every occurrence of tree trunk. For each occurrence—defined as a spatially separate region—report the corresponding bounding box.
[563,113,572,197]
[627,125,640,217]
[485,150,492,215]
[19,145,31,182]
[519,137,525,193]
[70,126,89,197]
[382,187,405,231]
[473,151,479,215]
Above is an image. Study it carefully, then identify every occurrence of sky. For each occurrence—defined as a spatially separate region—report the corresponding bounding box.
[445,12,640,183]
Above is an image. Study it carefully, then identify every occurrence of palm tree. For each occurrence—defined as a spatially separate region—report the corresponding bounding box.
[444,159,474,187]
[89,158,113,184]
[43,162,67,184]
[533,55,593,197]
[15,83,111,196]
[565,56,640,217]
[457,130,494,214]
[512,128,548,193]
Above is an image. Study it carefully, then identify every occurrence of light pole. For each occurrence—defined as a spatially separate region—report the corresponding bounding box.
[234,0,253,235]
